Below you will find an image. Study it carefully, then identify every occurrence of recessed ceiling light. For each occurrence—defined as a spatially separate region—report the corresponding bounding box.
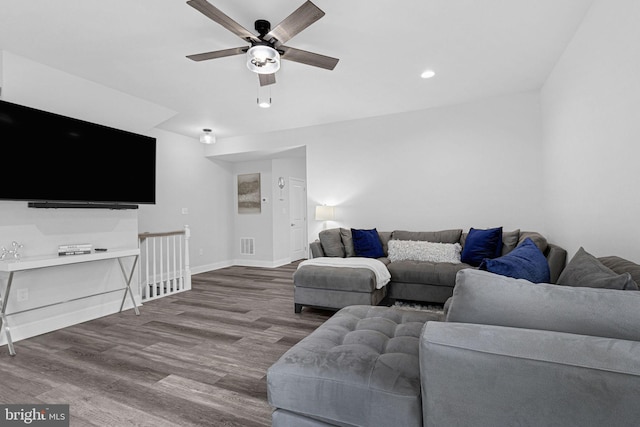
[421,70,436,79]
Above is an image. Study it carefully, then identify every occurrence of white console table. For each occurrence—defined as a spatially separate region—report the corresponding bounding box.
[0,248,140,356]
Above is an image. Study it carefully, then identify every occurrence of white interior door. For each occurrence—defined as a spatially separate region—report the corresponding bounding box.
[289,178,307,261]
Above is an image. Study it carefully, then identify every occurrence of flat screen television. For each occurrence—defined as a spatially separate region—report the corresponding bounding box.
[0,99,156,209]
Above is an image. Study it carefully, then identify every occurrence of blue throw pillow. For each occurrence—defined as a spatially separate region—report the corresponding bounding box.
[460,227,503,267]
[479,237,550,283]
[351,228,385,258]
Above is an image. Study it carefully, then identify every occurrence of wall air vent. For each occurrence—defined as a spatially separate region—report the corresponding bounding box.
[240,238,255,255]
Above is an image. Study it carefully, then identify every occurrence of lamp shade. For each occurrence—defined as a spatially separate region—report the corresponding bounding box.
[315,205,335,221]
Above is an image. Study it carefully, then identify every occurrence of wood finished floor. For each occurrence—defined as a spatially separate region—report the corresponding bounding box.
[0,261,334,427]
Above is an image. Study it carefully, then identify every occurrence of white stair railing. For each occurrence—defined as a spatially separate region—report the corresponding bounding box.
[138,225,191,302]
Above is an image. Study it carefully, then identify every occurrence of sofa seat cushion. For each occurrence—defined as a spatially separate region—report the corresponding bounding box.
[388,260,472,287]
[267,305,441,427]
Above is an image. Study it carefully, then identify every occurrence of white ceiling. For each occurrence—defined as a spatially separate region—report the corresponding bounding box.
[0,0,594,141]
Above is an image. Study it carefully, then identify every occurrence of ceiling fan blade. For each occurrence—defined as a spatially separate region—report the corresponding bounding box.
[280,46,339,70]
[259,73,276,86]
[187,46,247,61]
[187,0,258,43]
[264,1,325,46]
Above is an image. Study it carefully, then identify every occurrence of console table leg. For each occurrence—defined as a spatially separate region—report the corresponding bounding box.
[1,272,16,356]
[1,320,16,356]
[118,256,140,316]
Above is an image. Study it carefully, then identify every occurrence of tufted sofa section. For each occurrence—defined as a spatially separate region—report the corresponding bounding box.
[267,305,443,427]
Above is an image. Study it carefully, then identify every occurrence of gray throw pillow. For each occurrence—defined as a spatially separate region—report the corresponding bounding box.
[501,229,521,256]
[377,231,393,257]
[318,228,345,257]
[340,228,356,257]
[557,247,639,290]
[518,231,548,254]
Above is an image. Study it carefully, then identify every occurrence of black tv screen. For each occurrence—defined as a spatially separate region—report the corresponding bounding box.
[0,99,156,208]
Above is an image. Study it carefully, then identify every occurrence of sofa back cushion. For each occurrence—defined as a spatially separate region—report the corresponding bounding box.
[339,228,356,257]
[447,269,640,342]
[599,256,640,285]
[377,231,393,257]
[392,229,462,244]
[518,231,548,254]
[318,228,345,257]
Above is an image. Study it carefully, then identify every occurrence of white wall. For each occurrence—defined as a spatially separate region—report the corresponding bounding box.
[232,160,274,266]
[206,154,307,268]
[137,129,234,273]
[541,0,640,262]
[0,51,175,134]
[210,91,547,244]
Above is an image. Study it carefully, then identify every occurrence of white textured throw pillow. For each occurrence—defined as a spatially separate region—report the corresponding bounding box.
[388,240,462,263]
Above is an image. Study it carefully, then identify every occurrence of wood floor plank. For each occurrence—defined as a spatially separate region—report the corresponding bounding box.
[0,261,334,426]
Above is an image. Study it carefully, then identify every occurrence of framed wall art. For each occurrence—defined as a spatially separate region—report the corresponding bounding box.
[237,173,261,214]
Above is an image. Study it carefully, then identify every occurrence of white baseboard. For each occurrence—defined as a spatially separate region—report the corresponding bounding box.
[231,258,293,268]
[272,257,292,267]
[190,260,233,275]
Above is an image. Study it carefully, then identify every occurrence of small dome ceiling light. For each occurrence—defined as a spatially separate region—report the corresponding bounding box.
[200,128,215,144]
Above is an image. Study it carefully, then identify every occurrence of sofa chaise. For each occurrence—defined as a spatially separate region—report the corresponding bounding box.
[268,255,640,427]
[293,227,567,312]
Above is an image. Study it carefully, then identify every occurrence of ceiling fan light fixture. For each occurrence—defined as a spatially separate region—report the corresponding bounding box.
[200,128,215,144]
[247,45,281,74]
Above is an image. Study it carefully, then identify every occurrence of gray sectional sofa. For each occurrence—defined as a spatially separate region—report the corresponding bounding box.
[269,256,640,427]
[293,227,567,312]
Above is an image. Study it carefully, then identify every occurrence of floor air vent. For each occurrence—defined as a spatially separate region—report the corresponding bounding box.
[240,238,255,255]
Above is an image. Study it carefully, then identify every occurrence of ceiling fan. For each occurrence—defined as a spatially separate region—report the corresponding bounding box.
[186,0,339,87]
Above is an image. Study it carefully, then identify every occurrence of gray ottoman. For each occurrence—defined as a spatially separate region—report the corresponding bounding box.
[293,265,387,313]
[267,305,442,427]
